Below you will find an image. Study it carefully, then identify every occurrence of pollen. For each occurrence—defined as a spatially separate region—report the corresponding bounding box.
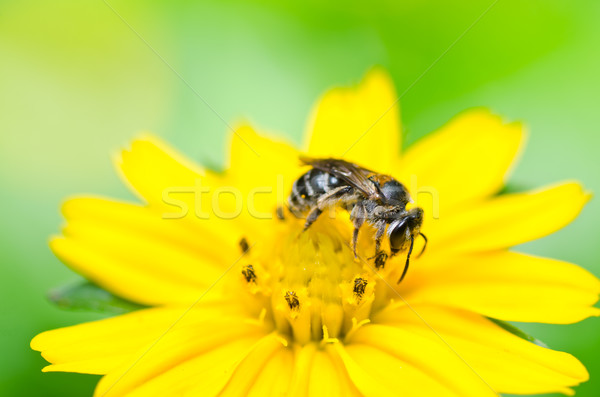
[241,264,256,283]
[239,237,250,253]
[353,277,368,300]
[234,217,395,345]
[284,291,300,310]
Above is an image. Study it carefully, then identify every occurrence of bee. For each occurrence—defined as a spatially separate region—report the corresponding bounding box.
[287,157,427,283]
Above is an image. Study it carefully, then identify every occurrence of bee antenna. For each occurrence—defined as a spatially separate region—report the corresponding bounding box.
[417,232,428,257]
[397,236,414,283]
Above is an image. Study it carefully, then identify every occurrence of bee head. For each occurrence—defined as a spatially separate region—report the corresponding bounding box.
[388,207,424,252]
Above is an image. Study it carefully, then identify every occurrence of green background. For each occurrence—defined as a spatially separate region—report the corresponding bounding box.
[1,0,599,395]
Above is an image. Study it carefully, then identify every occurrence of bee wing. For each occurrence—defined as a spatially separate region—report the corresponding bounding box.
[300,156,381,198]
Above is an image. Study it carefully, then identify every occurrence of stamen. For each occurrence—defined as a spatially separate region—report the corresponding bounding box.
[276,206,285,220]
[284,291,300,310]
[243,307,268,327]
[237,218,402,345]
[320,325,340,346]
[239,237,250,253]
[344,318,371,343]
[275,334,289,347]
[241,264,256,283]
[353,277,368,300]
[374,252,388,269]
[258,308,267,324]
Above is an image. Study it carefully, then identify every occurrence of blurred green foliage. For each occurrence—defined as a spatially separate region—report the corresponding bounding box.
[1,0,599,395]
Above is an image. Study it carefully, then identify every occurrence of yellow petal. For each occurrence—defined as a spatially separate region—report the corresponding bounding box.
[305,69,400,173]
[93,319,265,396]
[124,336,260,397]
[328,343,398,397]
[118,136,219,205]
[307,349,342,397]
[325,346,363,397]
[219,333,288,397]
[31,304,242,375]
[375,305,589,395]
[306,348,362,397]
[397,109,523,212]
[401,251,600,323]
[62,197,238,263]
[62,219,228,295]
[117,137,252,241]
[348,325,497,397]
[228,125,301,192]
[287,342,317,397]
[51,237,205,305]
[40,355,132,375]
[227,125,301,227]
[332,344,458,397]
[248,345,294,397]
[426,182,591,253]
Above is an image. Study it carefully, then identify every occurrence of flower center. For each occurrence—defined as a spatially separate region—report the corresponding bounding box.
[233,217,395,345]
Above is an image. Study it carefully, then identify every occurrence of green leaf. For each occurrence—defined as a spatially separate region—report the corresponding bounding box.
[48,280,146,314]
[497,183,533,195]
[487,318,548,348]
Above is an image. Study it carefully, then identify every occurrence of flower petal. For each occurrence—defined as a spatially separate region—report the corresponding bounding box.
[396,109,523,211]
[30,304,244,375]
[401,251,600,323]
[247,345,294,397]
[124,336,260,397]
[425,182,591,253]
[117,137,256,239]
[118,136,220,205]
[51,196,251,305]
[92,319,266,396]
[51,236,209,305]
[374,305,589,395]
[227,125,301,227]
[63,197,235,258]
[346,325,497,397]
[287,342,317,396]
[328,343,398,397]
[305,69,400,173]
[228,125,301,192]
[218,334,288,396]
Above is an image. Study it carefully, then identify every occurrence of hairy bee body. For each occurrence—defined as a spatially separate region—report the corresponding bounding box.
[286,157,427,283]
[288,168,349,215]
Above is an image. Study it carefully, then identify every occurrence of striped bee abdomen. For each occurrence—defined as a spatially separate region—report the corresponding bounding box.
[288,168,344,214]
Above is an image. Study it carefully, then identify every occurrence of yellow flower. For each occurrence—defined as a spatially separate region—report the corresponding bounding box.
[32,70,599,397]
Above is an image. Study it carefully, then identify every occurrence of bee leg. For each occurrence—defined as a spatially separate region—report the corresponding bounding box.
[368,224,387,265]
[397,236,415,283]
[303,207,323,231]
[350,203,366,258]
[417,232,428,257]
[374,223,386,253]
[352,228,359,258]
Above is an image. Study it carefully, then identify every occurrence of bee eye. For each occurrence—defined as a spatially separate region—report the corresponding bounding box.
[389,224,408,250]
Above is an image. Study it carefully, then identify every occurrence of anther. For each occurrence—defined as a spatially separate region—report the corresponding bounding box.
[374,252,388,269]
[239,237,250,253]
[276,206,285,221]
[241,264,256,283]
[353,277,368,299]
[284,291,300,310]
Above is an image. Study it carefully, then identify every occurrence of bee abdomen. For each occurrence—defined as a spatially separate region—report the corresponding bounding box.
[288,169,343,213]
